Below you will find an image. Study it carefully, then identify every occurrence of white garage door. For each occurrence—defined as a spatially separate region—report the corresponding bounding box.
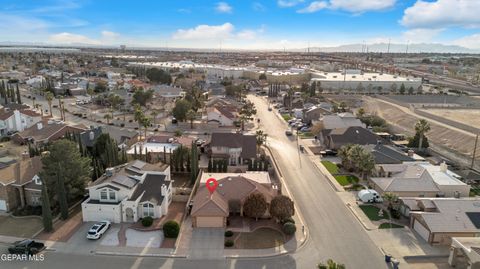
[196,217,224,228]
[413,219,430,242]
[0,200,6,211]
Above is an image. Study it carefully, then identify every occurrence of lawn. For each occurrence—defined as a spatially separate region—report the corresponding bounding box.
[359,205,390,221]
[298,132,314,139]
[470,187,480,197]
[0,216,43,238]
[321,161,339,174]
[281,114,292,122]
[334,175,359,186]
[234,228,285,249]
[379,223,404,229]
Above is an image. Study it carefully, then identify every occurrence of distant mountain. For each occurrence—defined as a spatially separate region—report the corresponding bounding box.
[299,43,480,54]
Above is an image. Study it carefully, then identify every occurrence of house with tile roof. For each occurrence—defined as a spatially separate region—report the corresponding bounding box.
[81,160,172,223]
[12,120,87,145]
[207,132,256,166]
[370,162,470,198]
[0,109,41,136]
[322,126,382,150]
[206,106,237,127]
[399,198,480,245]
[191,172,279,228]
[0,154,43,211]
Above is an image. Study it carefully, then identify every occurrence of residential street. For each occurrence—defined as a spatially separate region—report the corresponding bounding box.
[0,94,387,269]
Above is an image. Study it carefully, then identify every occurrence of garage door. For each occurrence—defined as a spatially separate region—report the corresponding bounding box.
[195,217,224,228]
[413,219,430,242]
[0,200,6,211]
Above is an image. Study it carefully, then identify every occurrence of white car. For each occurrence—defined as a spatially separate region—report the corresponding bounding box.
[86,221,111,240]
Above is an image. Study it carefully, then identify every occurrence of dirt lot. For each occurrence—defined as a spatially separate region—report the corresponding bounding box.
[421,108,480,127]
[363,97,479,163]
[0,215,43,238]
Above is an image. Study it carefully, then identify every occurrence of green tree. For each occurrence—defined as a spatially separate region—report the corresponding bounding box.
[259,73,267,80]
[15,84,21,104]
[45,91,54,117]
[186,110,196,129]
[408,86,414,95]
[255,130,267,154]
[382,192,399,210]
[317,259,346,269]
[140,116,151,140]
[40,140,91,217]
[190,142,199,184]
[239,100,257,131]
[131,87,153,107]
[399,83,406,95]
[40,178,53,232]
[414,119,431,151]
[269,195,295,222]
[133,104,144,129]
[103,113,112,125]
[172,99,192,122]
[243,193,267,221]
[146,68,172,84]
[94,81,107,93]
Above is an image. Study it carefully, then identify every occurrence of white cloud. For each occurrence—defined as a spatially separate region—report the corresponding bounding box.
[253,2,266,12]
[278,0,304,8]
[297,1,328,13]
[101,31,119,39]
[328,0,396,13]
[49,32,101,45]
[237,30,257,40]
[401,0,480,29]
[298,0,396,14]
[402,28,443,43]
[453,33,480,49]
[172,23,234,40]
[215,2,233,13]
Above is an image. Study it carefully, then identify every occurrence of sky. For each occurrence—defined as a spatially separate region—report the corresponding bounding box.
[1,0,480,50]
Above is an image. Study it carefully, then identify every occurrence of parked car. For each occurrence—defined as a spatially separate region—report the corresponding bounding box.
[86,221,111,240]
[268,107,272,111]
[358,189,383,203]
[299,145,305,152]
[171,117,178,124]
[8,239,45,255]
[196,138,206,146]
[285,130,293,136]
[320,150,337,156]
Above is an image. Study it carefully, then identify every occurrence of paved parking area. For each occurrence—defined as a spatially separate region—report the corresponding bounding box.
[100,227,120,246]
[125,229,163,248]
[188,228,225,260]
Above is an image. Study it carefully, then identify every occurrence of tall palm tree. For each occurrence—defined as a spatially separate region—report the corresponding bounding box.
[133,104,144,129]
[150,111,158,125]
[415,119,431,151]
[382,192,399,210]
[45,91,54,117]
[103,114,112,125]
[186,110,196,129]
[255,130,267,154]
[358,151,375,180]
[140,116,151,140]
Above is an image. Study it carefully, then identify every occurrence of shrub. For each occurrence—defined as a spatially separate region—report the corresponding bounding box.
[120,123,125,127]
[129,119,133,123]
[224,239,234,247]
[163,220,180,238]
[0,136,11,142]
[280,217,295,225]
[225,230,233,237]
[141,216,153,227]
[283,222,296,235]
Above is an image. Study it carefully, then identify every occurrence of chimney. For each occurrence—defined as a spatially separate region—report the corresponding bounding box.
[440,161,448,172]
[37,122,43,130]
[161,184,167,196]
[407,150,414,157]
[21,151,29,161]
[105,167,115,177]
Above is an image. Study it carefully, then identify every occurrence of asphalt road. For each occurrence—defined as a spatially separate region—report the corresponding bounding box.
[0,94,388,269]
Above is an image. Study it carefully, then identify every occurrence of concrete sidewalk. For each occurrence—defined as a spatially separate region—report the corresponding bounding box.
[95,245,180,257]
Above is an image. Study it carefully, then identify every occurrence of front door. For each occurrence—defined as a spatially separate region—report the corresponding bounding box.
[125,207,134,222]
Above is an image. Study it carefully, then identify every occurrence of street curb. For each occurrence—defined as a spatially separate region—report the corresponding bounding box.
[404,255,450,260]
[95,251,187,258]
[312,160,344,192]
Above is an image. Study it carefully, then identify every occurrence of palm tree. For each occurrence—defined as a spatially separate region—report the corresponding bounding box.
[317,259,346,269]
[32,96,36,108]
[358,151,375,180]
[133,104,144,129]
[255,130,267,154]
[337,144,353,169]
[150,111,158,125]
[45,91,54,117]
[383,192,399,210]
[103,114,112,125]
[414,119,431,151]
[186,110,196,129]
[140,116,151,140]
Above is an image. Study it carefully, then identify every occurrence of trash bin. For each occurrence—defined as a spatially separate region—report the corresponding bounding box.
[384,255,392,263]
[392,259,400,269]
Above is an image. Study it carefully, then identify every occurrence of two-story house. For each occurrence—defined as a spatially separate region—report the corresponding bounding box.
[81,160,173,223]
[0,109,42,136]
[207,133,256,166]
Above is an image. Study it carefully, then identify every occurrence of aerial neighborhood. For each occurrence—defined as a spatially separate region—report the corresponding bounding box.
[2,2,480,268]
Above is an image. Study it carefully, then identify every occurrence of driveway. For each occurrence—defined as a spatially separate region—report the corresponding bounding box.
[188,228,225,260]
[125,229,163,248]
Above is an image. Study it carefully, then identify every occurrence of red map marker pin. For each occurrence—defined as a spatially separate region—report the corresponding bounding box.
[206,178,218,195]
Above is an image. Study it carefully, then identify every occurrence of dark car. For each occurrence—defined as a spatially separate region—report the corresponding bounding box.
[171,117,178,124]
[8,239,45,255]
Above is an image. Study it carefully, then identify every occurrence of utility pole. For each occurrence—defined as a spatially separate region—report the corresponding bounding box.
[472,133,479,169]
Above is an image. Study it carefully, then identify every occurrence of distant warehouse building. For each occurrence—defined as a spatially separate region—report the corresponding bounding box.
[311,69,422,93]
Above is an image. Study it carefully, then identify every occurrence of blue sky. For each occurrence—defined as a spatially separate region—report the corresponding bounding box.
[1,0,479,49]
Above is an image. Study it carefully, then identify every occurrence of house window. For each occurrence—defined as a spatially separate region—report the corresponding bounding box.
[100,188,116,202]
[143,203,154,217]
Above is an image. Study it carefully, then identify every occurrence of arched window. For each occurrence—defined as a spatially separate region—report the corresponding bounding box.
[142,203,154,217]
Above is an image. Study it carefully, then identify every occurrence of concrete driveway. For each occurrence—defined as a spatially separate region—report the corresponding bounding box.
[188,228,225,260]
[125,229,163,248]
